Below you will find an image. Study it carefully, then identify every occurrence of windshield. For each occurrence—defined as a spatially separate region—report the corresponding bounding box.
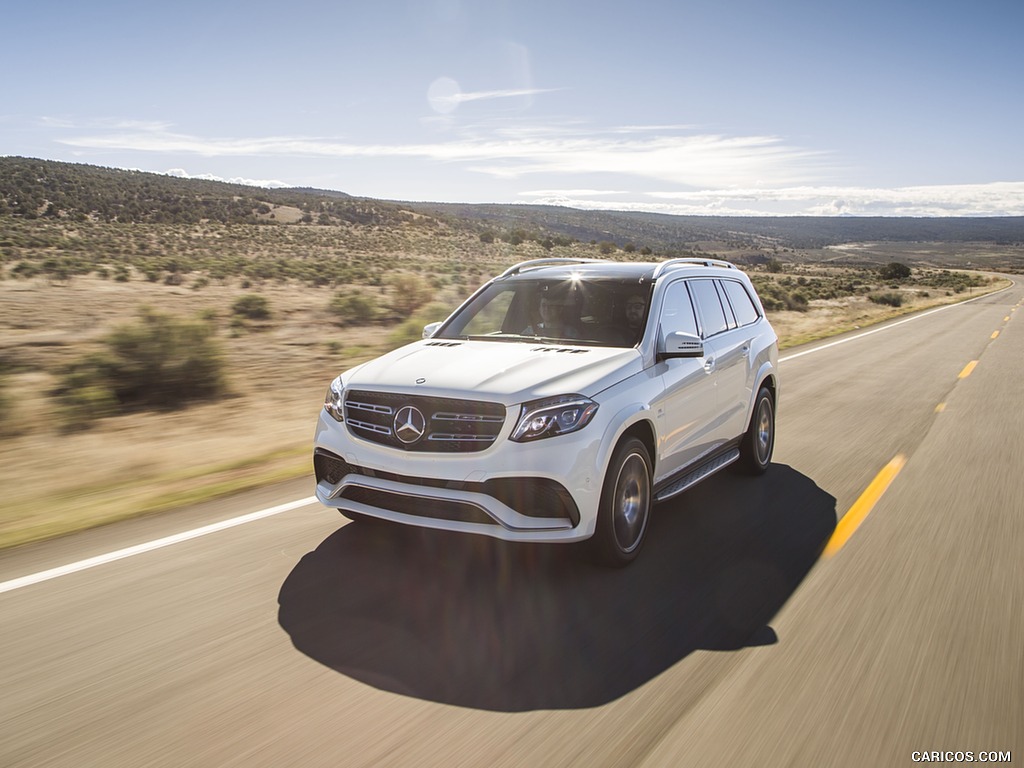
[437,277,652,347]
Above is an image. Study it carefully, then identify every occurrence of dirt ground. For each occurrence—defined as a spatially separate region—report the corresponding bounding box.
[0,271,1009,549]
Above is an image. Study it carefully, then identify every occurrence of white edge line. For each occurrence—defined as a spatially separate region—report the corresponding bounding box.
[0,496,318,595]
[779,283,1014,363]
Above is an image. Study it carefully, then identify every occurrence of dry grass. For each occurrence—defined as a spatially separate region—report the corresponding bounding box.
[0,257,1010,550]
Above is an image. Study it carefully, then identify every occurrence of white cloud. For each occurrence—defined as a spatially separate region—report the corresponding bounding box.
[59,123,824,189]
[164,168,292,188]
[530,182,1024,216]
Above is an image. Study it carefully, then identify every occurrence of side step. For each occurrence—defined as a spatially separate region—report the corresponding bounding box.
[654,448,740,503]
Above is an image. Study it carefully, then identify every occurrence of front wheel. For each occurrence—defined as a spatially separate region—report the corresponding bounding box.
[590,437,652,567]
[737,386,775,475]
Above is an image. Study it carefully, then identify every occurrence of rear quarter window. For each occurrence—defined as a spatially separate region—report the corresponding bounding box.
[721,280,761,327]
[688,279,729,337]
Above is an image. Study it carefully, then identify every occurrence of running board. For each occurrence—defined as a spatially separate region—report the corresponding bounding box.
[654,448,741,503]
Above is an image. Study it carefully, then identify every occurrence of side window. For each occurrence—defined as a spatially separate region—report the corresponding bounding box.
[689,279,728,338]
[659,281,699,337]
[721,280,761,327]
[715,281,738,330]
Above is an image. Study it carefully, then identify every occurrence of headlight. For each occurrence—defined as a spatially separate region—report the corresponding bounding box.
[510,395,599,442]
[324,375,345,422]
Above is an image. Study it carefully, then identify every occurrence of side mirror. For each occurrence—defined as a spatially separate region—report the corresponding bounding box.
[422,321,442,339]
[658,331,704,360]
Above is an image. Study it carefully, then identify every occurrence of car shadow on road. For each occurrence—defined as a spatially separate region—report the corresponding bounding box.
[277,463,835,712]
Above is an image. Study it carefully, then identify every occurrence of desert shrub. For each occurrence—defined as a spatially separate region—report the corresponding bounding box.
[57,377,119,429]
[388,302,456,347]
[58,308,226,413]
[869,292,903,307]
[786,291,809,312]
[750,279,809,312]
[232,293,271,320]
[387,273,434,316]
[0,371,10,434]
[328,292,378,326]
[879,262,912,281]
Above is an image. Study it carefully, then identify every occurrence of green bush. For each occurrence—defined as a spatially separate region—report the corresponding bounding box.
[869,292,903,307]
[232,293,271,320]
[328,292,378,326]
[879,262,912,281]
[59,308,227,413]
[388,273,434,316]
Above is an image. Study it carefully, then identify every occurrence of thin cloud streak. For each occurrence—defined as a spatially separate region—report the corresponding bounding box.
[58,125,824,188]
[451,88,561,104]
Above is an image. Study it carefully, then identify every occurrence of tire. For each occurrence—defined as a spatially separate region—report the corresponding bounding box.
[590,437,653,567]
[737,386,775,475]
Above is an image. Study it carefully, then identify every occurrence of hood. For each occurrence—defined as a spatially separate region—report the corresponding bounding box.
[344,339,643,405]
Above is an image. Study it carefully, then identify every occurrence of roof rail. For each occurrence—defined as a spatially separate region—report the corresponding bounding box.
[498,258,609,278]
[652,257,736,278]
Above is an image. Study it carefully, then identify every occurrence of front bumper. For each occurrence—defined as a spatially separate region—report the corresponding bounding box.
[313,408,603,543]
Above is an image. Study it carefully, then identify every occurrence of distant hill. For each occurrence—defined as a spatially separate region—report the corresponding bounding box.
[406,202,1024,251]
[2,156,1023,251]
[0,157,401,227]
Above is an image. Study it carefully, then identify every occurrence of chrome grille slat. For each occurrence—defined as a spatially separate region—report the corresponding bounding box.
[346,418,392,436]
[346,401,394,415]
[433,412,505,423]
[428,434,497,442]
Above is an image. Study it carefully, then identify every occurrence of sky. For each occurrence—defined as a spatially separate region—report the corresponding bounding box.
[2,0,1023,216]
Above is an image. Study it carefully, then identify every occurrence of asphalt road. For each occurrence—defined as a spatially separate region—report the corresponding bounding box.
[2,281,1021,767]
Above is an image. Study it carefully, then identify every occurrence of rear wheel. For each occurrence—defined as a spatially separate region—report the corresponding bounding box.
[737,386,774,475]
[591,437,652,567]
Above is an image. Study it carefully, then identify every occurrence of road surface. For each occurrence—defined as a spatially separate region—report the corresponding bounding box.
[2,281,1021,767]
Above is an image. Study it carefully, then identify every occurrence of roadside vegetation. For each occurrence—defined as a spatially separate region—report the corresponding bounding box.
[0,158,1017,549]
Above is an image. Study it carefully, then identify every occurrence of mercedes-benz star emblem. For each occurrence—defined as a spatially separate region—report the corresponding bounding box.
[393,405,427,445]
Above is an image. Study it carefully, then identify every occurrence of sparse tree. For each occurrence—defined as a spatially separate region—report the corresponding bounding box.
[879,262,911,281]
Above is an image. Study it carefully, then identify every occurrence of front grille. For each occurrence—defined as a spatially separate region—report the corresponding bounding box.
[344,390,506,452]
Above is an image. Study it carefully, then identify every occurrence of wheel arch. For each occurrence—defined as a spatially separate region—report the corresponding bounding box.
[746,362,779,427]
[619,419,657,477]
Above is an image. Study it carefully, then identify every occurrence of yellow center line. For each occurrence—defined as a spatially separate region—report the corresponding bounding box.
[992,330,1000,339]
[824,455,907,558]
[959,360,979,378]
[935,402,946,413]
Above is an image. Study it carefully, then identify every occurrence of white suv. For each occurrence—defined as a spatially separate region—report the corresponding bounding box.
[314,258,779,566]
